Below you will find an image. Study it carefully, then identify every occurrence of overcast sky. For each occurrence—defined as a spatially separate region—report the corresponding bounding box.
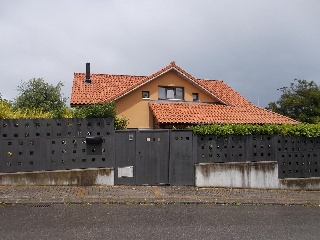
[1,0,319,107]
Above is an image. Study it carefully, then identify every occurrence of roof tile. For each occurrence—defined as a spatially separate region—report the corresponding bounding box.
[71,73,145,105]
[149,102,299,124]
[71,62,298,124]
[70,62,252,107]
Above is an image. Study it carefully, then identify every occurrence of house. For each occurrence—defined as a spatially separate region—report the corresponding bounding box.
[70,62,298,128]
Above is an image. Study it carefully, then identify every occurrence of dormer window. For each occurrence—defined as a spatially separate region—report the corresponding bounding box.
[158,86,184,100]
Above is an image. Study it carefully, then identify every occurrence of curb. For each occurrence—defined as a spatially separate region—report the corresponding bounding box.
[0,185,320,206]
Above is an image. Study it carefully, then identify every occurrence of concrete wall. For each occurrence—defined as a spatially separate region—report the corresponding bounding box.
[0,168,114,186]
[2,162,320,189]
[195,162,320,190]
[279,178,320,190]
[195,161,279,189]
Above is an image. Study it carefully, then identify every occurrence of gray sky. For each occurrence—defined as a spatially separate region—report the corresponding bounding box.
[1,0,319,107]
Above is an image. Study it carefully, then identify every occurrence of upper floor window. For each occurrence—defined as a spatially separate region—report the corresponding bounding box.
[192,93,199,101]
[142,91,150,99]
[158,86,184,100]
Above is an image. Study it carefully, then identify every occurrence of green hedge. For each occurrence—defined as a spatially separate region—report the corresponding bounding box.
[188,124,320,137]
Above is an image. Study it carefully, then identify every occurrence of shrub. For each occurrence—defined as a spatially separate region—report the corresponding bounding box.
[114,116,129,130]
[188,123,320,137]
[1,99,52,119]
[72,102,117,119]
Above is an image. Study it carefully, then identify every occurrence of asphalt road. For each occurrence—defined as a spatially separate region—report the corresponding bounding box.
[0,204,319,240]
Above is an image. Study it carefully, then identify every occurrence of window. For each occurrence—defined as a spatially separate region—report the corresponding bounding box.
[158,86,184,100]
[142,91,150,99]
[192,93,199,101]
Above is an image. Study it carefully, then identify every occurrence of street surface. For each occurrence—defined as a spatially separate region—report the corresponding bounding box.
[0,204,319,240]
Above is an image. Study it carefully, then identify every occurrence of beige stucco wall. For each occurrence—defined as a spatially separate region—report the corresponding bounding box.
[116,70,219,128]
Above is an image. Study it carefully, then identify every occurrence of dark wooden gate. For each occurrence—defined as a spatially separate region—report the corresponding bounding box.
[135,130,170,185]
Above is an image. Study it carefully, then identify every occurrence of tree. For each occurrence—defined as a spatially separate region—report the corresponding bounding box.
[14,78,67,117]
[266,79,320,123]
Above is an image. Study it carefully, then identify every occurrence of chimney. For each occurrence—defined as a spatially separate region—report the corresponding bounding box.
[84,62,91,84]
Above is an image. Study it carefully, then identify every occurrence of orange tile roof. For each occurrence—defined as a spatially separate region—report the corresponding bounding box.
[70,73,145,105]
[194,79,252,107]
[71,62,176,105]
[71,61,235,105]
[149,102,299,124]
[71,61,298,124]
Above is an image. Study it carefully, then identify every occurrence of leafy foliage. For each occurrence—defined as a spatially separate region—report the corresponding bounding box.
[14,78,67,117]
[188,123,320,137]
[266,79,320,123]
[72,102,117,118]
[1,100,53,119]
[114,116,129,130]
[0,97,13,119]
[71,102,128,129]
